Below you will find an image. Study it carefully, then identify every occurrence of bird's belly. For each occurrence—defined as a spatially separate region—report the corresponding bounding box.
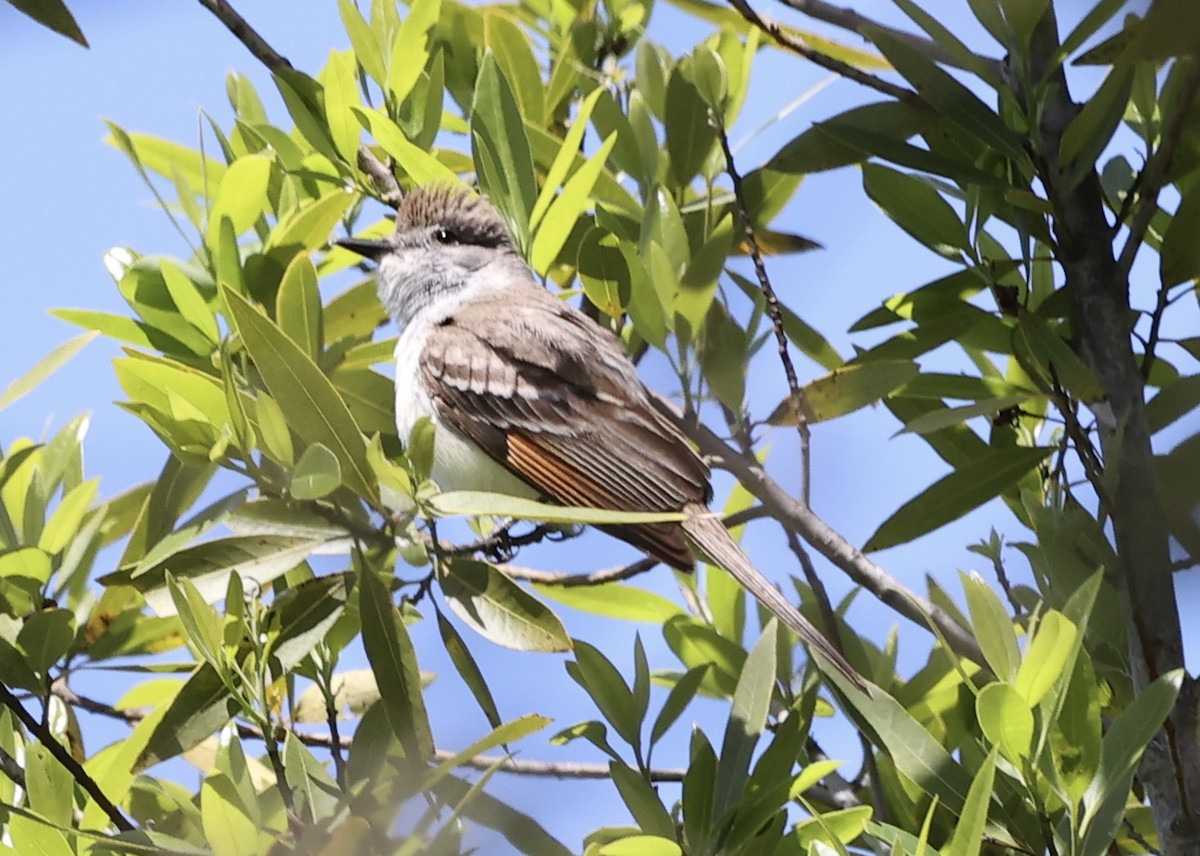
[392,342,537,498]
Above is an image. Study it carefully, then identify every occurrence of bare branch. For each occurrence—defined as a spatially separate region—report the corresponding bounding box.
[717,123,813,505]
[776,0,998,73]
[504,557,659,586]
[656,393,984,664]
[358,145,405,209]
[723,0,919,104]
[4,682,133,832]
[195,0,293,74]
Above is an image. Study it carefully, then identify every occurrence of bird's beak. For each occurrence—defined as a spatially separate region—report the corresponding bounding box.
[335,237,391,261]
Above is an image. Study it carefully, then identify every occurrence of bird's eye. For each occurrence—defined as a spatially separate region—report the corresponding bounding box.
[433,228,457,244]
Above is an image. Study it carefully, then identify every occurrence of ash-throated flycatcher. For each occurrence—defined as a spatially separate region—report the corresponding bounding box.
[338,185,863,689]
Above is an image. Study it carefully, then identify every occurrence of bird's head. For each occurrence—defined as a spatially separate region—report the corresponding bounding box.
[337,185,521,327]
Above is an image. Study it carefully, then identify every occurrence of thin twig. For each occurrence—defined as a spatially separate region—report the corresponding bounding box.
[195,0,293,73]
[1140,282,1173,381]
[357,145,405,209]
[775,0,1001,74]
[1,682,133,831]
[55,684,690,782]
[1116,60,1200,280]
[717,123,813,505]
[504,557,659,586]
[724,0,919,105]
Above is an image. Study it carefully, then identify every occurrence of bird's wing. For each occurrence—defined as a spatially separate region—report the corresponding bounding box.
[420,287,710,569]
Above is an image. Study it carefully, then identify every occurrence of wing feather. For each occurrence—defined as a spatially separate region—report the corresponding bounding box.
[420,286,709,570]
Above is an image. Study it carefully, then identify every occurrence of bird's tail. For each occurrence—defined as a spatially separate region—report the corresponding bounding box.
[681,508,867,692]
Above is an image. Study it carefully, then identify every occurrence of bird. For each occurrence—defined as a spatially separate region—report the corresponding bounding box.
[337,184,866,691]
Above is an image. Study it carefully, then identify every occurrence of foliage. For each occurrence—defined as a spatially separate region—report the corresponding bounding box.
[4,0,1199,854]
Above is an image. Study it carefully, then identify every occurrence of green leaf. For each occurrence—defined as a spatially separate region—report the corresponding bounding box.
[224,286,377,503]
[944,748,997,856]
[598,836,682,856]
[530,87,605,231]
[898,394,1034,435]
[714,621,776,819]
[387,0,441,104]
[167,573,224,669]
[267,573,349,673]
[865,26,1027,165]
[1058,61,1134,188]
[436,610,503,730]
[359,567,435,761]
[113,534,339,617]
[534,583,684,624]
[576,227,630,319]
[1161,179,1200,287]
[429,490,686,525]
[276,254,322,359]
[976,683,1033,763]
[265,190,356,252]
[1013,610,1076,706]
[16,609,74,678]
[471,53,537,248]
[6,0,87,45]
[201,772,258,856]
[961,570,1020,681]
[205,154,273,248]
[862,164,969,257]
[338,0,386,85]
[1011,309,1105,401]
[39,477,98,554]
[483,10,543,123]
[354,108,464,186]
[0,331,98,413]
[609,763,675,838]
[160,261,220,344]
[530,132,619,275]
[769,101,936,174]
[284,733,340,823]
[51,308,156,348]
[423,713,552,790]
[1078,673,1183,856]
[770,360,918,424]
[290,443,342,500]
[441,559,572,653]
[663,617,745,697]
[567,641,638,748]
[24,742,74,829]
[865,446,1052,551]
[665,64,717,188]
[821,664,974,816]
[137,665,235,769]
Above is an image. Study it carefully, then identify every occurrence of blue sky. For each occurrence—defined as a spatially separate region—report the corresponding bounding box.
[0,0,1196,851]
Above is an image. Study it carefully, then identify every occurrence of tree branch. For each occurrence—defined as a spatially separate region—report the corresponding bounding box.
[717,122,812,505]
[723,0,920,105]
[775,0,1001,75]
[1024,8,1200,850]
[659,394,984,664]
[504,557,659,586]
[195,0,293,73]
[2,682,133,832]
